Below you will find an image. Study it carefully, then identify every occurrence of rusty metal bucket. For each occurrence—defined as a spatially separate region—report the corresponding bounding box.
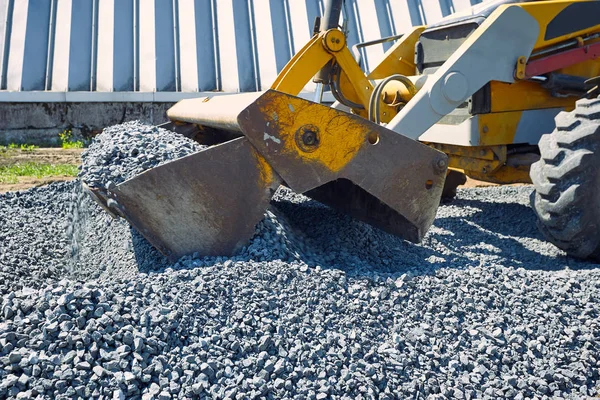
[83,90,448,261]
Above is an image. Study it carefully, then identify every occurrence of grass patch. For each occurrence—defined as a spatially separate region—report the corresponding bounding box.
[8,143,38,152]
[1,143,38,154]
[61,141,85,149]
[0,162,78,184]
[58,129,85,149]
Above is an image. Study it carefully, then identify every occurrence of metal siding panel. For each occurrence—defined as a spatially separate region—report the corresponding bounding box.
[344,1,365,68]
[438,0,454,17]
[52,0,72,91]
[0,0,496,97]
[268,0,291,74]
[232,1,254,92]
[215,0,239,92]
[178,0,199,91]
[353,0,383,73]
[0,0,11,89]
[0,0,8,84]
[44,0,57,90]
[113,0,134,91]
[286,0,314,90]
[341,0,359,46]
[420,0,444,24]
[452,0,475,12]
[252,0,277,89]
[304,0,321,40]
[139,0,156,91]
[154,0,175,91]
[194,0,216,91]
[67,0,93,90]
[6,0,27,90]
[406,0,426,25]
[96,0,114,91]
[21,0,51,90]
[286,0,311,54]
[386,0,417,33]
[374,0,394,52]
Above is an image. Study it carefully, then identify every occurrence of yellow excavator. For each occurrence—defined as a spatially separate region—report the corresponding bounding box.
[84,0,600,262]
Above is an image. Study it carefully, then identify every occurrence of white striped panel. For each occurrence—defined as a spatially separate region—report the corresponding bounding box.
[387,0,416,32]
[420,0,444,25]
[286,1,314,91]
[354,0,383,73]
[139,0,155,91]
[96,0,114,91]
[178,0,199,91]
[51,0,72,91]
[215,0,239,92]
[252,0,277,89]
[0,0,8,84]
[286,0,310,55]
[6,0,28,91]
[452,0,475,14]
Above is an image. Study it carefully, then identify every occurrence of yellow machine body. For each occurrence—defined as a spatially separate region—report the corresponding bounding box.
[84,0,600,261]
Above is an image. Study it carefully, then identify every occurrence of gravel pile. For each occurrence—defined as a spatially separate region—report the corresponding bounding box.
[78,121,205,188]
[1,122,600,399]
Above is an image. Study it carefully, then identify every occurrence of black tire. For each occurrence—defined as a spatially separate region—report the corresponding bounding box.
[530,96,600,260]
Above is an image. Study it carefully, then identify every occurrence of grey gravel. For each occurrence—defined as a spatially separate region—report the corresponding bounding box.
[1,121,600,399]
[78,121,205,188]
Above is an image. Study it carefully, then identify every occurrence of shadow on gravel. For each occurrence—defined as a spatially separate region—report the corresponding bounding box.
[130,227,171,273]
[435,197,600,272]
[123,189,599,279]
[270,198,461,276]
[447,198,541,238]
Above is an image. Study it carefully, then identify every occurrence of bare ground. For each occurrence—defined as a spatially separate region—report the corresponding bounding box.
[0,148,82,193]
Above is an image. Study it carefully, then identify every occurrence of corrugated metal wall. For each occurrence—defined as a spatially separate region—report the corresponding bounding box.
[0,0,485,99]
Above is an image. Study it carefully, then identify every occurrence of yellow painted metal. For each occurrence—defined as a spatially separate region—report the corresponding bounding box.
[380,78,418,104]
[515,56,527,80]
[252,150,276,187]
[558,45,600,78]
[515,0,600,51]
[448,155,503,175]
[270,34,333,95]
[256,91,369,173]
[427,143,507,175]
[477,111,524,146]
[337,70,364,109]
[263,1,598,184]
[368,26,425,79]
[333,46,375,109]
[490,80,576,112]
[375,77,419,123]
[464,165,533,184]
[270,29,373,110]
[323,29,346,52]
[428,143,506,161]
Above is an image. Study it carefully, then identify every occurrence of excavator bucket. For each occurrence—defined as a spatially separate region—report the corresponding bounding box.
[84,90,448,261]
[84,138,281,261]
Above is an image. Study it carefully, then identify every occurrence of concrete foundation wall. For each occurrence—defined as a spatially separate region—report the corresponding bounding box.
[0,102,174,146]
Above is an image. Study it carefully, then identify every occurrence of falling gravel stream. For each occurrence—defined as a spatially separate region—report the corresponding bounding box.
[1,122,600,399]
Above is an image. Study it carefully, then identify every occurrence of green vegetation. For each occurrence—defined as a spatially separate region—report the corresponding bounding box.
[1,143,38,152]
[0,162,78,184]
[58,129,85,149]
